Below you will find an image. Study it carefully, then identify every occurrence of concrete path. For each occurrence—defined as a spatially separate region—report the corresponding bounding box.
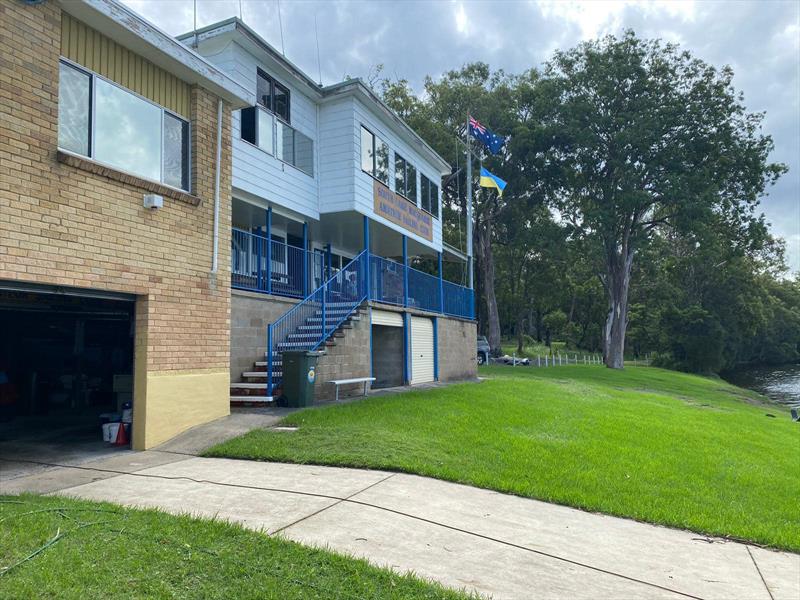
[2,453,797,600]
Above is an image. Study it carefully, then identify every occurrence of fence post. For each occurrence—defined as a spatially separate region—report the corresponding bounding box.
[545,354,548,367]
[537,355,541,367]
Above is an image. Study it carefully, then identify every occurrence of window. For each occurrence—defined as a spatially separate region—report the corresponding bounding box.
[420,174,439,217]
[394,153,416,201]
[58,62,91,156]
[57,60,191,192]
[360,126,389,185]
[241,106,313,176]
[257,69,289,122]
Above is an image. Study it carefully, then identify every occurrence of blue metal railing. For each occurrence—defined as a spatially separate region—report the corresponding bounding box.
[232,227,322,299]
[266,250,368,396]
[406,266,441,313]
[442,279,474,319]
[369,255,405,306]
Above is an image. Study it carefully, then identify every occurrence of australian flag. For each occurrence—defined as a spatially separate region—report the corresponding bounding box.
[469,116,504,155]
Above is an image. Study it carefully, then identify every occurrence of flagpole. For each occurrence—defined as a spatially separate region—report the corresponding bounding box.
[465,114,474,291]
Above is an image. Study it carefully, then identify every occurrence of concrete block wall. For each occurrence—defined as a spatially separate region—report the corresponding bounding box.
[230,290,298,381]
[314,308,372,401]
[0,1,233,449]
[438,317,477,381]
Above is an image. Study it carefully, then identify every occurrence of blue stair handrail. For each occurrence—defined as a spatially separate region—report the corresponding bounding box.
[266,249,368,397]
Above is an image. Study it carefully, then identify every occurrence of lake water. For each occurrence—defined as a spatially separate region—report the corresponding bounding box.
[722,364,800,408]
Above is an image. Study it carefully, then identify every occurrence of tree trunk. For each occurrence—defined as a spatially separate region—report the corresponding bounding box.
[603,247,634,369]
[515,313,525,354]
[475,217,502,355]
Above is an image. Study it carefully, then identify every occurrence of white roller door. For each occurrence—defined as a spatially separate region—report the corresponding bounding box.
[410,316,434,384]
[372,309,403,327]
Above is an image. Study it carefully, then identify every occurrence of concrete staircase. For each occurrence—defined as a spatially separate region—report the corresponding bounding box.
[230,303,366,405]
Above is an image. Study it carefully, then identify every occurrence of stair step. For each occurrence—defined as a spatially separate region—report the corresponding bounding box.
[243,371,281,378]
[255,361,281,367]
[230,395,274,403]
[230,382,268,389]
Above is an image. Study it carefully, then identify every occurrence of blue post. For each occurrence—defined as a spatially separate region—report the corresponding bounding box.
[403,312,410,383]
[438,251,444,314]
[363,215,371,300]
[325,243,331,281]
[402,235,408,308]
[266,207,272,295]
[267,325,273,398]
[255,229,262,291]
[433,317,439,381]
[302,221,308,298]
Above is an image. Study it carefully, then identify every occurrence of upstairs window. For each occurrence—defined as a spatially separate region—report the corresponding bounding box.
[58,60,190,192]
[257,68,290,122]
[394,153,417,201]
[420,174,439,217]
[360,126,388,185]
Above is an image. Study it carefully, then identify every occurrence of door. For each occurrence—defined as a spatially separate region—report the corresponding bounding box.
[410,316,434,384]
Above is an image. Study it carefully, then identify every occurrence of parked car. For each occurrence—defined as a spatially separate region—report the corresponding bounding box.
[477,336,490,365]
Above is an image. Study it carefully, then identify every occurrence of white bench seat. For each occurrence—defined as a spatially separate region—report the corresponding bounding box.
[329,377,376,401]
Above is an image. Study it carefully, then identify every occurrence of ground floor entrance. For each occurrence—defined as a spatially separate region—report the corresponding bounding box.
[0,284,135,456]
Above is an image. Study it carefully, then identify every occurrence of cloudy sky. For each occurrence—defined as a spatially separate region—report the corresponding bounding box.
[124,0,800,272]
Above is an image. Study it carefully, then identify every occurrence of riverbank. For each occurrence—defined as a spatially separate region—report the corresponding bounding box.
[207,365,800,552]
[722,363,800,406]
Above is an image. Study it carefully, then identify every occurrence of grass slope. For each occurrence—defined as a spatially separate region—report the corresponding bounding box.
[207,366,800,552]
[0,494,470,599]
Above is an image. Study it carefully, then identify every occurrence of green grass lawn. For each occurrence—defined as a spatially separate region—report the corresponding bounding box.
[0,494,470,599]
[207,365,800,553]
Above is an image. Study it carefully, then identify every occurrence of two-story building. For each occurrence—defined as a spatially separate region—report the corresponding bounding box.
[179,19,477,402]
[0,0,251,449]
[0,2,475,455]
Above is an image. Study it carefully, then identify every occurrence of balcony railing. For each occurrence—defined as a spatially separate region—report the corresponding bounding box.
[232,227,475,320]
[232,227,322,299]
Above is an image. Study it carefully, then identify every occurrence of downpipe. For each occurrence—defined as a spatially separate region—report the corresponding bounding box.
[211,99,223,274]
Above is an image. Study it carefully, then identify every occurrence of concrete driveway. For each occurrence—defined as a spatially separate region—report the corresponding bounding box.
[2,451,797,600]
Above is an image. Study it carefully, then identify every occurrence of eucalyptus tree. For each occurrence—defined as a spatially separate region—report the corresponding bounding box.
[538,31,785,368]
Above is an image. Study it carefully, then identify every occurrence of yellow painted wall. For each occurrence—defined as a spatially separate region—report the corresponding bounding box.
[132,369,230,450]
[61,13,190,118]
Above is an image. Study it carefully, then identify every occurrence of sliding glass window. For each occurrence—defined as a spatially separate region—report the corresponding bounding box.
[360,125,389,185]
[394,153,416,201]
[420,174,439,217]
[57,60,191,192]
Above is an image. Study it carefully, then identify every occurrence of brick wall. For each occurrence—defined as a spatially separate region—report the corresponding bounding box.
[0,1,234,448]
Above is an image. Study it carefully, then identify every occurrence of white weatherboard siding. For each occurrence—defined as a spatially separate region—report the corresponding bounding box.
[410,316,435,383]
[318,97,357,212]
[372,309,404,327]
[321,96,443,252]
[210,40,320,220]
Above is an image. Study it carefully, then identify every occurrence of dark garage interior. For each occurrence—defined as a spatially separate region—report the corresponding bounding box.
[0,286,135,457]
[371,324,404,389]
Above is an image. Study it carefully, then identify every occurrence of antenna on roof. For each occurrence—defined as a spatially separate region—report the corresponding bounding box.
[192,0,198,47]
[277,0,286,56]
[238,0,243,20]
[314,13,322,85]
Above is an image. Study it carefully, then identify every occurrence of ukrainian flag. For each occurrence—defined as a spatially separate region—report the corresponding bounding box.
[479,167,507,197]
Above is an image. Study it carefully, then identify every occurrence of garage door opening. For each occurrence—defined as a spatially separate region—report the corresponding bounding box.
[0,287,135,455]
[371,310,404,389]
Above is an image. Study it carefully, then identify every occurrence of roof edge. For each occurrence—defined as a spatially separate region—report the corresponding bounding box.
[58,0,254,108]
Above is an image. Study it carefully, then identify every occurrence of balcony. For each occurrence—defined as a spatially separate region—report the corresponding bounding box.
[231,228,474,320]
[232,227,322,298]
